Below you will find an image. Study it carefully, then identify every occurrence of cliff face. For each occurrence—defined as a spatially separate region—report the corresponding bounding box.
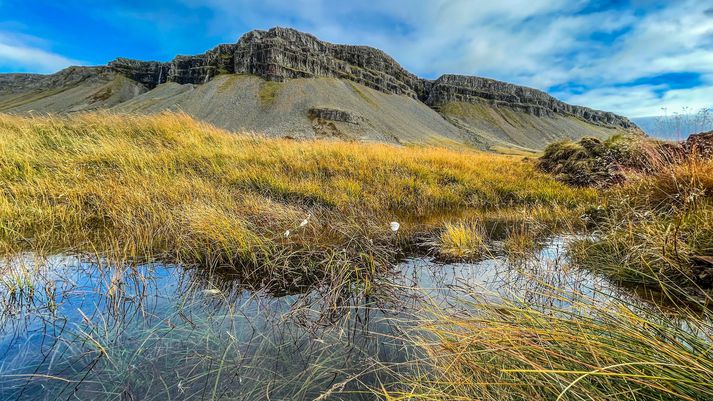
[423,75,638,130]
[108,28,423,97]
[1,27,642,148]
[103,27,635,132]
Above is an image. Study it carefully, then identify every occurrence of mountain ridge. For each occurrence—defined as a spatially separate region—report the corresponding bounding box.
[0,27,642,150]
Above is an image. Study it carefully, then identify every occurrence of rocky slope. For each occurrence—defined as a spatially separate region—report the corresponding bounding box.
[0,27,641,150]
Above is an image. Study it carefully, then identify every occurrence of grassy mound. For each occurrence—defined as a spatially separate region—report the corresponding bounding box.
[0,112,592,287]
[538,134,665,187]
[572,156,713,290]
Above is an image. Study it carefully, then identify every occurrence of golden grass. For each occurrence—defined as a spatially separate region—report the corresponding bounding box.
[395,293,713,401]
[0,112,594,284]
[437,220,488,259]
[571,156,713,290]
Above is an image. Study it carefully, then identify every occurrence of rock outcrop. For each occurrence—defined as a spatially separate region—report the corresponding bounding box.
[308,108,365,125]
[685,131,713,159]
[423,75,637,130]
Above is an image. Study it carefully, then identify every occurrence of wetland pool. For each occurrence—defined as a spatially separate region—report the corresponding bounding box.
[0,237,635,400]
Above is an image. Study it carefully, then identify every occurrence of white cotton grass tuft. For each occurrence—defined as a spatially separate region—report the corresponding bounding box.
[284,230,290,238]
[390,221,400,232]
[300,213,311,228]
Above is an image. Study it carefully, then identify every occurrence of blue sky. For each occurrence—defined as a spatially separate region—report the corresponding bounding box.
[1,0,712,118]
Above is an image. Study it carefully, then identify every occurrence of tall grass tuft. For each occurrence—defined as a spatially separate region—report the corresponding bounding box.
[393,288,713,401]
[436,220,488,260]
[571,156,713,291]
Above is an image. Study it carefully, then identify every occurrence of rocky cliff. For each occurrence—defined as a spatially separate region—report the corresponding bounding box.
[102,27,636,132]
[1,27,641,149]
[108,28,422,97]
[423,74,638,130]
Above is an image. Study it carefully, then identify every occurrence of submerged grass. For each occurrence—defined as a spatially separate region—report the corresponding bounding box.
[0,112,592,285]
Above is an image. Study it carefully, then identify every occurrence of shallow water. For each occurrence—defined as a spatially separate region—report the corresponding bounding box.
[0,237,629,400]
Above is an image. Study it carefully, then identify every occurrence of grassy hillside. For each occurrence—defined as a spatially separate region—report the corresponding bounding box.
[0,112,592,286]
[439,101,632,151]
[0,73,145,112]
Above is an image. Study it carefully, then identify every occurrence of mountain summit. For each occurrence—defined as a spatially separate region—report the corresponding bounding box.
[0,27,641,150]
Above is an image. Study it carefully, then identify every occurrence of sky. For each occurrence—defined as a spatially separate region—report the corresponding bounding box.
[1,0,712,118]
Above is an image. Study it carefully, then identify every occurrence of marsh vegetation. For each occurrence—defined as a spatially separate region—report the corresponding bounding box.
[0,113,711,400]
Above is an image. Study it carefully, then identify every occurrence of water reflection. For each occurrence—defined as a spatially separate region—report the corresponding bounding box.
[396,236,626,312]
[0,237,633,400]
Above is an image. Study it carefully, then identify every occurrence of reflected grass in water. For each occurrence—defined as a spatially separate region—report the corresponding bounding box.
[0,237,620,400]
[2,236,707,401]
[0,255,413,400]
[391,242,713,401]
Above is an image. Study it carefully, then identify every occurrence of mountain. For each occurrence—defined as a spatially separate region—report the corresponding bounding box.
[0,27,641,151]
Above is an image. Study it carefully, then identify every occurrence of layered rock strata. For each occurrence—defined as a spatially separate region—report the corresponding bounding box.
[7,27,638,132]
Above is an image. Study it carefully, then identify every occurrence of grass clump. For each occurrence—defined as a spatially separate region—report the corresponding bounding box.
[436,220,488,260]
[503,222,541,258]
[0,112,593,285]
[571,156,713,290]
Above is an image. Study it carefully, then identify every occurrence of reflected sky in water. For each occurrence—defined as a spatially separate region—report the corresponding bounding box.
[0,237,628,400]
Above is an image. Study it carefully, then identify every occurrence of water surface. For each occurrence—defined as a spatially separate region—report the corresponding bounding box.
[0,238,630,400]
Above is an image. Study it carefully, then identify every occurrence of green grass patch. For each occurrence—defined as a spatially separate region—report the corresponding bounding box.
[349,82,377,106]
[258,80,281,106]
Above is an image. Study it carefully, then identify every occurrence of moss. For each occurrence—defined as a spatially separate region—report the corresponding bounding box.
[349,82,377,106]
[258,80,281,106]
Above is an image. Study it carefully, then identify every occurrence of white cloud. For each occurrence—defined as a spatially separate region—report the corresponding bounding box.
[3,1,710,116]
[0,32,78,73]
[567,75,713,118]
[182,0,713,117]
